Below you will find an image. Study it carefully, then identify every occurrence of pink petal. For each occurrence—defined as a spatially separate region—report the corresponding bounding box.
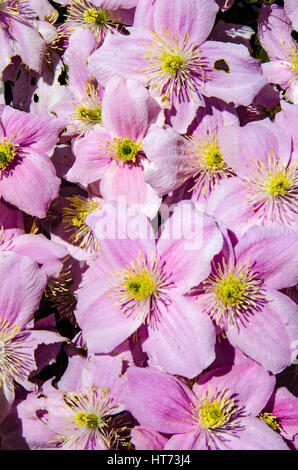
[2,105,63,153]
[131,426,168,450]
[74,277,144,354]
[158,202,224,293]
[12,234,67,278]
[235,224,298,290]
[226,290,298,374]
[143,125,187,196]
[144,291,216,378]
[67,127,111,185]
[196,362,275,416]
[0,151,60,218]
[0,252,46,328]
[201,41,267,106]
[102,77,159,140]
[165,431,208,450]
[215,416,289,450]
[152,0,218,46]
[272,387,298,440]
[122,367,195,434]
[100,160,161,219]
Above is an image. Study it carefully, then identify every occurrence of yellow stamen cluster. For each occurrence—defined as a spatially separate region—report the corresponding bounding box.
[161,54,184,74]
[141,28,209,100]
[0,138,17,171]
[83,8,108,26]
[200,258,266,327]
[242,152,298,225]
[67,0,116,44]
[0,318,33,386]
[215,274,245,307]
[125,270,156,301]
[184,130,233,197]
[61,196,102,251]
[74,411,101,429]
[72,82,103,136]
[109,137,142,164]
[45,257,77,320]
[57,386,127,449]
[286,43,298,75]
[76,105,101,124]
[258,412,281,431]
[108,254,172,325]
[189,385,245,439]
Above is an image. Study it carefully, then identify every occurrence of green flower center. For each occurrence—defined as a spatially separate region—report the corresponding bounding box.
[258,412,280,431]
[76,105,102,123]
[204,149,225,171]
[265,174,290,197]
[112,137,141,163]
[215,274,245,306]
[125,271,156,301]
[199,401,225,429]
[71,212,86,228]
[84,8,108,26]
[161,53,184,74]
[75,411,101,429]
[0,140,17,170]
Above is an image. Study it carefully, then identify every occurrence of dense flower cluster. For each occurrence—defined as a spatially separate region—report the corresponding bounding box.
[0,0,297,451]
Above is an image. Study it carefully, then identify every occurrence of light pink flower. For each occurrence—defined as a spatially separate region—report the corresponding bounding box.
[258,4,298,103]
[67,77,162,218]
[74,201,223,378]
[0,106,63,217]
[194,224,298,374]
[206,119,298,237]
[89,0,266,133]
[0,0,45,76]
[122,363,289,450]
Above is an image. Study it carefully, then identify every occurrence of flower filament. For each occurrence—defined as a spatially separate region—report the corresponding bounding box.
[0,317,34,387]
[258,412,281,432]
[73,81,103,136]
[0,137,18,171]
[61,196,102,251]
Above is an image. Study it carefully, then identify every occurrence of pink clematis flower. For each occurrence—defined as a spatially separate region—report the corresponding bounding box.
[205,118,298,237]
[8,354,129,450]
[65,0,138,47]
[259,386,298,448]
[275,101,298,152]
[74,201,223,378]
[88,0,266,133]
[47,27,104,139]
[143,98,239,203]
[194,224,298,374]
[0,0,45,77]
[0,198,68,278]
[66,77,162,218]
[122,363,289,450]
[0,251,50,417]
[258,4,298,104]
[0,105,63,217]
